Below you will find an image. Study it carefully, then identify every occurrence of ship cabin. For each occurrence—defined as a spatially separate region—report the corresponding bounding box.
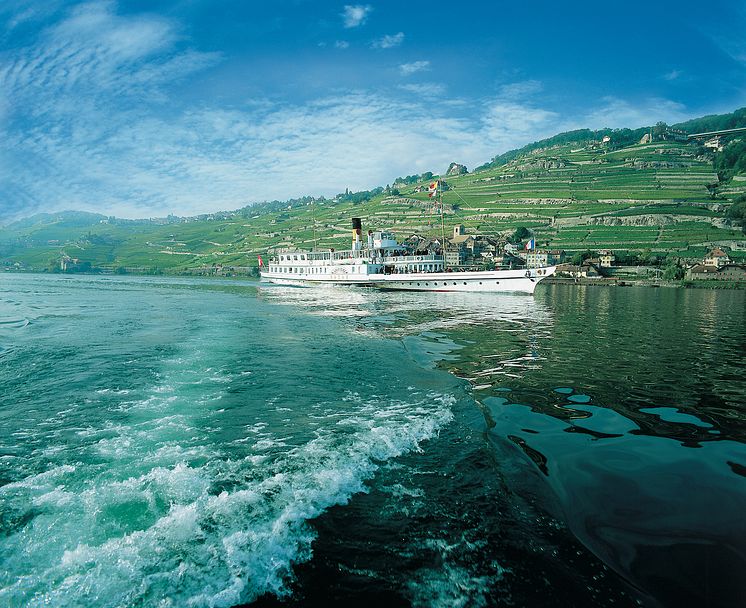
[266,219,445,280]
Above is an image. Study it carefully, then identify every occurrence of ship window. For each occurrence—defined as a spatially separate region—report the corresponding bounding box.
[417,283,420,286]
[479,281,482,284]
[463,282,467,285]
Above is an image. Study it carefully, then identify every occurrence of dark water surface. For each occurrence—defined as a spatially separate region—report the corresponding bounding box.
[1,275,744,607]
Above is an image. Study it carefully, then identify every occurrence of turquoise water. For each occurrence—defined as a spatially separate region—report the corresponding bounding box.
[1,274,745,607]
[0,275,460,606]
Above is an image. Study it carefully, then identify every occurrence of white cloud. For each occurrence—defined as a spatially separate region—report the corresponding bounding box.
[498,80,543,100]
[481,101,558,150]
[663,69,682,81]
[399,60,430,76]
[578,96,689,130]
[0,1,219,109]
[399,82,446,97]
[0,0,65,30]
[334,40,350,49]
[341,5,372,28]
[372,32,404,49]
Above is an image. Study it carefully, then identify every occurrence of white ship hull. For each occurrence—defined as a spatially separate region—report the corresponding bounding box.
[261,267,555,294]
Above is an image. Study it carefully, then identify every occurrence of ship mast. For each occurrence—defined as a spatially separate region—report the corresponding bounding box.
[439,179,447,269]
[312,200,318,252]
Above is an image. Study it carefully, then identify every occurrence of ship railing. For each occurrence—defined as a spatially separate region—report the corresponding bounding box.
[378,254,440,263]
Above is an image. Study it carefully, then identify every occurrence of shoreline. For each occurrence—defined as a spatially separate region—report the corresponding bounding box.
[4,268,745,289]
[544,276,746,289]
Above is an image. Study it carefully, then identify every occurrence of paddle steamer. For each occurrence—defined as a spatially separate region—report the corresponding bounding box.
[260,219,555,294]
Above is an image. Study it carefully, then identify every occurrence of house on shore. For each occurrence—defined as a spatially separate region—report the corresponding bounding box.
[686,248,746,282]
[686,263,746,282]
[703,247,731,268]
[598,250,616,268]
[555,261,601,278]
[525,249,566,269]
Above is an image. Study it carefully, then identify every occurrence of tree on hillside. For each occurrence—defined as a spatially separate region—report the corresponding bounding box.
[727,194,746,233]
[663,260,685,280]
[674,107,746,134]
[570,250,595,265]
[511,226,531,243]
[653,122,668,140]
[714,139,746,181]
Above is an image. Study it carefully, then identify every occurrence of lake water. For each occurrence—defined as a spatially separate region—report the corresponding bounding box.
[1,274,744,607]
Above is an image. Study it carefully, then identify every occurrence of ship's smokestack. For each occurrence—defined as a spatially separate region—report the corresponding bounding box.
[352,218,362,250]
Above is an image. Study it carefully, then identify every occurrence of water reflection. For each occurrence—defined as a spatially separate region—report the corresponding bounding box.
[258,283,554,331]
[470,286,746,607]
[261,282,746,606]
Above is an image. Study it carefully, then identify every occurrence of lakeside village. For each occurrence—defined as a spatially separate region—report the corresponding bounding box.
[46,222,744,287]
[184,223,746,287]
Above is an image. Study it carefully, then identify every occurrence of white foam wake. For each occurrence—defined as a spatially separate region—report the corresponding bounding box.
[0,393,454,607]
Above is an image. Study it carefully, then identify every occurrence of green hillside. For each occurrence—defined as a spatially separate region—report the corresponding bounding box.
[3,109,746,275]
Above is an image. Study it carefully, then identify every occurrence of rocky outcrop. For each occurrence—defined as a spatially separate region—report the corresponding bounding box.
[588,214,725,227]
[627,159,693,169]
[380,197,428,206]
[515,158,568,172]
[446,162,468,176]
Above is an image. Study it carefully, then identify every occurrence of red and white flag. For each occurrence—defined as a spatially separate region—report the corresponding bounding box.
[428,181,439,198]
[257,255,264,267]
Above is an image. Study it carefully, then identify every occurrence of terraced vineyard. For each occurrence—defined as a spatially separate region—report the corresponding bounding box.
[2,136,745,274]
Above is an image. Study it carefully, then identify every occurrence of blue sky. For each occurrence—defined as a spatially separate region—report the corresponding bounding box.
[1,0,745,222]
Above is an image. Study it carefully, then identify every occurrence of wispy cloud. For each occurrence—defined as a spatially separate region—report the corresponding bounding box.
[0,88,703,222]
[663,69,682,81]
[0,1,219,108]
[399,60,430,76]
[341,5,372,29]
[399,82,446,97]
[0,0,65,30]
[579,96,689,129]
[481,100,558,150]
[498,80,543,100]
[372,32,404,49]
[335,40,350,49]
[0,3,709,224]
